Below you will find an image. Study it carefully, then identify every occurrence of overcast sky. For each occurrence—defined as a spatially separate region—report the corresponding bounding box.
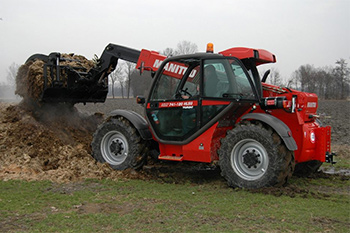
[0,0,349,84]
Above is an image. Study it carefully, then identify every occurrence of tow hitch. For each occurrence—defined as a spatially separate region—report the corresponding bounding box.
[326,152,337,165]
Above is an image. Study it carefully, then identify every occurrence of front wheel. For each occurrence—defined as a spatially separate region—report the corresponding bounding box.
[91,117,147,170]
[218,122,295,189]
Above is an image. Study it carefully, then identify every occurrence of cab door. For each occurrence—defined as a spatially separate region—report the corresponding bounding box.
[146,58,201,143]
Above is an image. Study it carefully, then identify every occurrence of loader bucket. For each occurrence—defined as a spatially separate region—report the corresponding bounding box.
[18,52,108,104]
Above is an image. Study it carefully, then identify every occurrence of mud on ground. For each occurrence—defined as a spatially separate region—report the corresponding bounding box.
[0,101,142,183]
[0,99,349,197]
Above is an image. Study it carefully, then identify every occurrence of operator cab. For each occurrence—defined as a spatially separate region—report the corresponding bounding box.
[146,53,260,144]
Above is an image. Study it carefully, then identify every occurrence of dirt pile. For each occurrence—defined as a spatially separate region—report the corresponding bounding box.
[0,101,132,183]
[15,54,94,100]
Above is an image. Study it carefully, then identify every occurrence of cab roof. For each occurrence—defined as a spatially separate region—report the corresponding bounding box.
[219,47,276,66]
[166,47,276,66]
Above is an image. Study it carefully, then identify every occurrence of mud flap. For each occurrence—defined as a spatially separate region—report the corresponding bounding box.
[241,113,297,151]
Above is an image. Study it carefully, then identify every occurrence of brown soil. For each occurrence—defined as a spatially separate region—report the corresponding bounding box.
[0,101,134,183]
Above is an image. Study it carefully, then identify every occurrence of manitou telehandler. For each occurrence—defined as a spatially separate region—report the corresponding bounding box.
[24,43,335,189]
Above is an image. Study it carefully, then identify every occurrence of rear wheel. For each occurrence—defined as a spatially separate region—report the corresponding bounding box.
[219,122,295,189]
[91,117,147,170]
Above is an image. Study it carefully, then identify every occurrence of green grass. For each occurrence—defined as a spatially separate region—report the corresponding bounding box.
[1,176,349,233]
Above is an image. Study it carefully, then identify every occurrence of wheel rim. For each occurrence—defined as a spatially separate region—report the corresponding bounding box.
[100,130,129,165]
[231,139,269,181]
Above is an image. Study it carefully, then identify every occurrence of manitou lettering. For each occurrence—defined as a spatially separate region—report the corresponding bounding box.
[153,59,197,78]
[153,59,163,69]
[189,69,197,78]
[167,63,178,73]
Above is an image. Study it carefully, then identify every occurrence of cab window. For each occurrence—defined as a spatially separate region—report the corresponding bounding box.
[203,59,256,100]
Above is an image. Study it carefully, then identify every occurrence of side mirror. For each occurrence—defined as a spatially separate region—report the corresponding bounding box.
[136,96,145,105]
[138,62,155,78]
[151,71,156,78]
[261,69,271,83]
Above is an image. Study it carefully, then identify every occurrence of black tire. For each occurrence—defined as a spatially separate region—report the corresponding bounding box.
[91,117,147,170]
[294,160,323,177]
[218,121,295,189]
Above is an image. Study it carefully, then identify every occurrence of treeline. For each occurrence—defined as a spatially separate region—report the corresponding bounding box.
[1,42,349,100]
[286,58,350,100]
[107,68,152,99]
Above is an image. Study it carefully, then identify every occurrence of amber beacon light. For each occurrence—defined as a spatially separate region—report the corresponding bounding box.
[206,43,214,53]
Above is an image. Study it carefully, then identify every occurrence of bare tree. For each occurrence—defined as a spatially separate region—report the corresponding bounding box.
[124,62,136,99]
[161,48,177,57]
[315,67,332,99]
[176,40,198,55]
[7,62,19,86]
[109,66,124,98]
[288,70,300,90]
[292,64,316,92]
[268,68,283,86]
[109,72,117,99]
[334,58,350,99]
[119,79,126,99]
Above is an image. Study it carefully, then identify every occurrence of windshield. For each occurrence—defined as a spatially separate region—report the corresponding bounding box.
[150,58,200,101]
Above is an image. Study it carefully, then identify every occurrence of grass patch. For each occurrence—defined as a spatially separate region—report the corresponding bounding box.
[0,176,349,232]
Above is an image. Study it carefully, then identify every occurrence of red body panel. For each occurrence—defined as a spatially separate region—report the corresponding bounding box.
[136,49,167,72]
[157,123,231,163]
[158,123,217,163]
[202,100,231,106]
